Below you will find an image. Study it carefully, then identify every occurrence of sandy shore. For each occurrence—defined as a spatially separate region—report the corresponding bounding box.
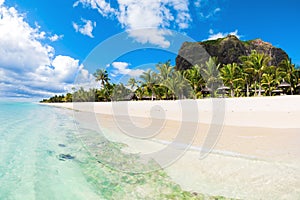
[42,96,300,199]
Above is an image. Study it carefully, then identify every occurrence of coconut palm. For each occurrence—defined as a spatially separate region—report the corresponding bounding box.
[239,56,254,97]
[261,66,279,96]
[156,60,173,81]
[93,69,110,87]
[73,87,96,102]
[262,74,276,96]
[201,57,221,97]
[164,71,187,100]
[156,60,173,99]
[127,77,137,91]
[112,83,131,101]
[140,69,157,100]
[184,64,205,99]
[277,58,297,94]
[240,50,271,96]
[219,63,243,97]
[135,86,145,100]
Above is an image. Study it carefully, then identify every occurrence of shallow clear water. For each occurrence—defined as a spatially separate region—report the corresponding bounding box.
[0,102,206,200]
[0,102,102,199]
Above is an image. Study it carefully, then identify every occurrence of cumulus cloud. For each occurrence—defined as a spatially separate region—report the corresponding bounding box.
[0,4,92,98]
[73,18,96,38]
[74,0,191,48]
[49,34,64,42]
[73,0,116,17]
[205,29,240,41]
[0,6,53,72]
[110,62,145,77]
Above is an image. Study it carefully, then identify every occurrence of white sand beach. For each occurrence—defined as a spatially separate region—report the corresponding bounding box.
[43,95,300,199]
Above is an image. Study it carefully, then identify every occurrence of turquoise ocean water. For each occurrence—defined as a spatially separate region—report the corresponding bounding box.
[0,102,202,200]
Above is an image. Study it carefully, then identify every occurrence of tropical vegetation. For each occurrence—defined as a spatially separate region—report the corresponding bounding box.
[40,50,300,103]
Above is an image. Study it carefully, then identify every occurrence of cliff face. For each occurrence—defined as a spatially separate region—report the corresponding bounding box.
[175,35,289,70]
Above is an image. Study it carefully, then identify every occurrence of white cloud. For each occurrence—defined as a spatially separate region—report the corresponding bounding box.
[128,28,172,48]
[199,7,221,19]
[205,29,240,41]
[214,8,221,13]
[194,0,201,8]
[0,4,92,98]
[111,62,145,77]
[75,0,191,48]
[0,0,4,6]
[49,34,64,42]
[195,0,221,20]
[73,18,96,38]
[51,55,83,83]
[73,0,116,17]
[0,6,53,72]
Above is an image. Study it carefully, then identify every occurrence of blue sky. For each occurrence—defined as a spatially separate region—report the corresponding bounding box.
[0,0,299,99]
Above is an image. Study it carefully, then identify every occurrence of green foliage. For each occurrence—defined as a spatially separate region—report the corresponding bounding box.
[219,63,243,97]
[111,83,131,101]
[41,50,299,103]
[93,69,110,87]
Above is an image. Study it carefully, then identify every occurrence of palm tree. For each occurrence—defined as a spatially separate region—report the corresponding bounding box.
[156,60,173,99]
[240,50,271,96]
[201,57,221,97]
[262,74,276,96]
[165,71,189,100]
[219,63,243,97]
[261,66,279,96]
[140,69,157,100]
[73,87,95,102]
[127,77,137,91]
[135,86,145,100]
[184,64,205,99]
[239,56,254,97]
[112,83,131,101]
[156,60,173,81]
[93,69,110,87]
[277,58,297,94]
[65,93,73,102]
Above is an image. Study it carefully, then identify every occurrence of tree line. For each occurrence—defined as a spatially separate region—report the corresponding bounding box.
[40,50,300,103]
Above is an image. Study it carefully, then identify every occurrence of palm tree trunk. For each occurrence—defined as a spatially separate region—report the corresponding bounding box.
[230,84,234,97]
[151,87,154,101]
[254,81,257,96]
[246,83,249,97]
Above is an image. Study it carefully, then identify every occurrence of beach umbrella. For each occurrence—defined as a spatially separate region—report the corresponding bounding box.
[217,85,230,91]
[278,79,291,89]
[272,89,283,95]
[217,85,230,97]
[201,87,212,94]
[277,79,291,95]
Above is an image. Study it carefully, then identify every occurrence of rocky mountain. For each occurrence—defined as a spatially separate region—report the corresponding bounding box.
[175,35,289,71]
